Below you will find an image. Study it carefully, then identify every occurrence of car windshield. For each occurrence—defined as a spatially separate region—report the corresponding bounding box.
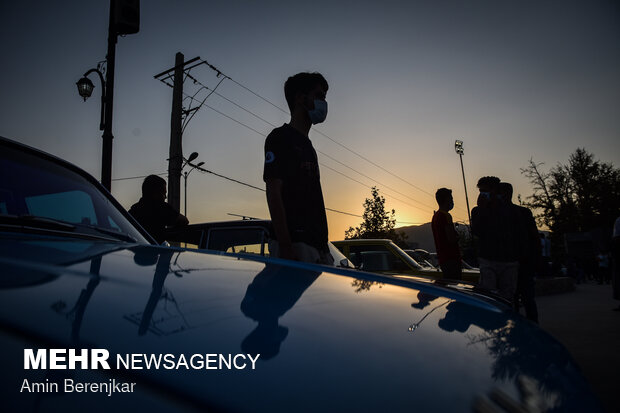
[0,143,149,244]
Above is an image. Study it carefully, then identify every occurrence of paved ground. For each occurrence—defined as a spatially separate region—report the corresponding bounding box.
[533,281,619,413]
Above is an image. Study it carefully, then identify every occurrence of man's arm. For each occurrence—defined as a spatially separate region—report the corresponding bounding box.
[265,178,295,260]
[174,213,189,226]
[443,215,458,246]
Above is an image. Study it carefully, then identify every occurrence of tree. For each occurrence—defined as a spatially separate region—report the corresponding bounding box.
[345,187,407,246]
[521,148,620,259]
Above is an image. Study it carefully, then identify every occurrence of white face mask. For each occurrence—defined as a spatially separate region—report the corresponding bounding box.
[308,99,328,124]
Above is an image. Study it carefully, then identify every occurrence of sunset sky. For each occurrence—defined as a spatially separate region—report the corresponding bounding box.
[1,0,618,240]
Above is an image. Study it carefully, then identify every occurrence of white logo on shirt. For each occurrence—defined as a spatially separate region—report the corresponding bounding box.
[265,151,275,164]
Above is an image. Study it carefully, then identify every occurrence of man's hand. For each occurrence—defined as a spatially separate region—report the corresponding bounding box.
[266,178,294,260]
[278,241,296,261]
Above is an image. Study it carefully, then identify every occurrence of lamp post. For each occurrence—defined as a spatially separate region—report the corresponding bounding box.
[76,63,106,131]
[76,0,140,192]
[182,152,205,218]
[454,140,471,228]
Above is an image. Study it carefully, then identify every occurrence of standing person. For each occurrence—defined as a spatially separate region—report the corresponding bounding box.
[129,175,188,244]
[499,182,540,323]
[471,176,520,303]
[263,72,333,265]
[431,188,462,280]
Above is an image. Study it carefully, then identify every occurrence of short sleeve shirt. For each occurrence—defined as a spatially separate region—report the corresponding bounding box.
[263,124,328,250]
[431,210,461,264]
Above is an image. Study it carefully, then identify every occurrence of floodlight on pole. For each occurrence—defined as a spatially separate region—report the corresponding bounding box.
[454,139,471,228]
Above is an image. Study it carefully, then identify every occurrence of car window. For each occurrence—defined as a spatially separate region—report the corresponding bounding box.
[349,244,410,272]
[206,227,267,255]
[226,243,264,255]
[26,190,98,225]
[0,143,149,243]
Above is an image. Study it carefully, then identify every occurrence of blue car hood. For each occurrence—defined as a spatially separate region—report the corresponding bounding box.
[0,234,600,412]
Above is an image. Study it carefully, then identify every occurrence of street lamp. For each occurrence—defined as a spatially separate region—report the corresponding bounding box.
[76,63,106,131]
[182,153,206,217]
[454,140,471,228]
[75,0,140,192]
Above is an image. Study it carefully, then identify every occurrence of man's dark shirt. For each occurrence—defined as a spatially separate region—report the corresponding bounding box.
[431,210,461,264]
[471,200,520,262]
[512,204,541,269]
[129,198,180,244]
[263,124,328,251]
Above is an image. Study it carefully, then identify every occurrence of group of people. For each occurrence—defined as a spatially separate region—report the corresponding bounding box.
[432,177,541,322]
[126,70,619,319]
[128,72,334,265]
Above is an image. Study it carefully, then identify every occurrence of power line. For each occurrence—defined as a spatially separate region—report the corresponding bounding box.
[192,63,471,218]
[182,84,436,213]
[195,96,435,215]
[175,62,466,223]
[112,168,425,224]
[112,172,167,181]
[198,61,440,201]
[182,76,227,134]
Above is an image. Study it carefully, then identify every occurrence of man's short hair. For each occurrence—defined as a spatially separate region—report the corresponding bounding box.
[435,188,452,205]
[142,175,166,197]
[499,182,513,199]
[284,72,329,112]
[477,176,501,191]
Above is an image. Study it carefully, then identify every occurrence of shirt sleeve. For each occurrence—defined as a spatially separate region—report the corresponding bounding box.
[163,203,181,226]
[263,130,285,182]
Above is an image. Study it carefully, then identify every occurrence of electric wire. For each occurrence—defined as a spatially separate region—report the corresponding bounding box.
[199,62,440,200]
[196,97,436,215]
[112,172,167,181]
[188,67,469,217]
[182,76,226,134]
[156,61,469,224]
[187,82,438,212]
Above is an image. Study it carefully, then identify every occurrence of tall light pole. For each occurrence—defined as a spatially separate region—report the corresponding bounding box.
[182,152,205,218]
[76,0,140,191]
[455,140,471,228]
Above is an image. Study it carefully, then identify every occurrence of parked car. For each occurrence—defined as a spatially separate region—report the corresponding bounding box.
[0,136,602,412]
[332,239,480,283]
[164,219,355,269]
[404,249,479,271]
[403,249,437,269]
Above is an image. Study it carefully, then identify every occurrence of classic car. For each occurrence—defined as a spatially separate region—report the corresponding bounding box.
[332,239,480,283]
[0,136,601,412]
[404,248,479,271]
[163,219,354,269]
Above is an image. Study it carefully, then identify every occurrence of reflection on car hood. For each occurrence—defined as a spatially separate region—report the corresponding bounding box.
[0,235,600,412]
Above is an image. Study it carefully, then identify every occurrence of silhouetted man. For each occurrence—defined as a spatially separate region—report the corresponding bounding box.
[471,176,520,302]
[263,72,333,265]
[499,182,540,322]
[129,175,188,244]
[431,188,462,280]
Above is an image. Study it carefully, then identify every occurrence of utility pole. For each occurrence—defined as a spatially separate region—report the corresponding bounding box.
[168,52,184,211]
[154,54,204,211]
[101,0,117,191]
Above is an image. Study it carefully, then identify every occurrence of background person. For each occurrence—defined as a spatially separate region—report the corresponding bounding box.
[471,176,520,303]
[499,182,540,322]
[129,175,188,244]
[431,188,462,280]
